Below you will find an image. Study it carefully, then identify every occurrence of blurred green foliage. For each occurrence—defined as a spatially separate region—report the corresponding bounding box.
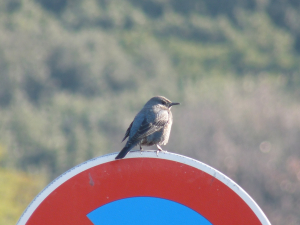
[0,0,300,224]
[0,145,46,225]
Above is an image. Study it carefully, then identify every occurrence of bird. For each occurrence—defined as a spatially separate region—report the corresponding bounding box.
[115,96,180,159]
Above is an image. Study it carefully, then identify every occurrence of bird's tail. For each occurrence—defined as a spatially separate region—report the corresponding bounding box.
[115,143,135,159]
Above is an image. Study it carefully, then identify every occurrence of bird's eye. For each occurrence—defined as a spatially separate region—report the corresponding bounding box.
[161,101,166,105]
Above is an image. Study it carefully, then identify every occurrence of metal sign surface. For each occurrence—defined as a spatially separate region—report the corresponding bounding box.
[17,151,271,225]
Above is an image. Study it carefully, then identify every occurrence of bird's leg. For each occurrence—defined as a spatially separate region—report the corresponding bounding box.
[140,144,143,155]
[156,144,167,156]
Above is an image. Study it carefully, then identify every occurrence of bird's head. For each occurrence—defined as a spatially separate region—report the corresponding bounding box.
[145,96,180,109]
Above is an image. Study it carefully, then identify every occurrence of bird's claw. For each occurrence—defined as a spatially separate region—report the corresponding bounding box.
[156,149,167,156]
[140,146,143,155]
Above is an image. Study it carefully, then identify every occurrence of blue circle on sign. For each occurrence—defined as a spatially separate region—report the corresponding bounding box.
[87,197,212,225]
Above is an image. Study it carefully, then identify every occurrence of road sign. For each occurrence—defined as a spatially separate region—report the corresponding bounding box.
[17,151,271,225]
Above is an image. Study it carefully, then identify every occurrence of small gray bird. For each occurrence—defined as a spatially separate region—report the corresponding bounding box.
[115,96,180,159]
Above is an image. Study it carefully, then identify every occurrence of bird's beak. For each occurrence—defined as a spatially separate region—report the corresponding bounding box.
[169,102,180,108]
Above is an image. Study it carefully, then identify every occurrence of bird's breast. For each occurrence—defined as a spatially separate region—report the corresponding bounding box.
[141,113,173,146]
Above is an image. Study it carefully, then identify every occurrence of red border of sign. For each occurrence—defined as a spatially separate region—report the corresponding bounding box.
[18,151,271,225]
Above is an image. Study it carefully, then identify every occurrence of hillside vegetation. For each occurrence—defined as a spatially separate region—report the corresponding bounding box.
[0,0,300,224]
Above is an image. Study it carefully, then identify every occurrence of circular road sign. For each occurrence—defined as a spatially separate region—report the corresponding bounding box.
[17,151,271,225]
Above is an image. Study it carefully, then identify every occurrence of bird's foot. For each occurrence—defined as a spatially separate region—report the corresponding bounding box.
[156,145,167,156]
[156,150,168,156]
[140,146,143,155]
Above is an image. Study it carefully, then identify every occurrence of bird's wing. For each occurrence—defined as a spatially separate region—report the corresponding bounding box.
[121,121,133,142]
[129,110,169,143]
